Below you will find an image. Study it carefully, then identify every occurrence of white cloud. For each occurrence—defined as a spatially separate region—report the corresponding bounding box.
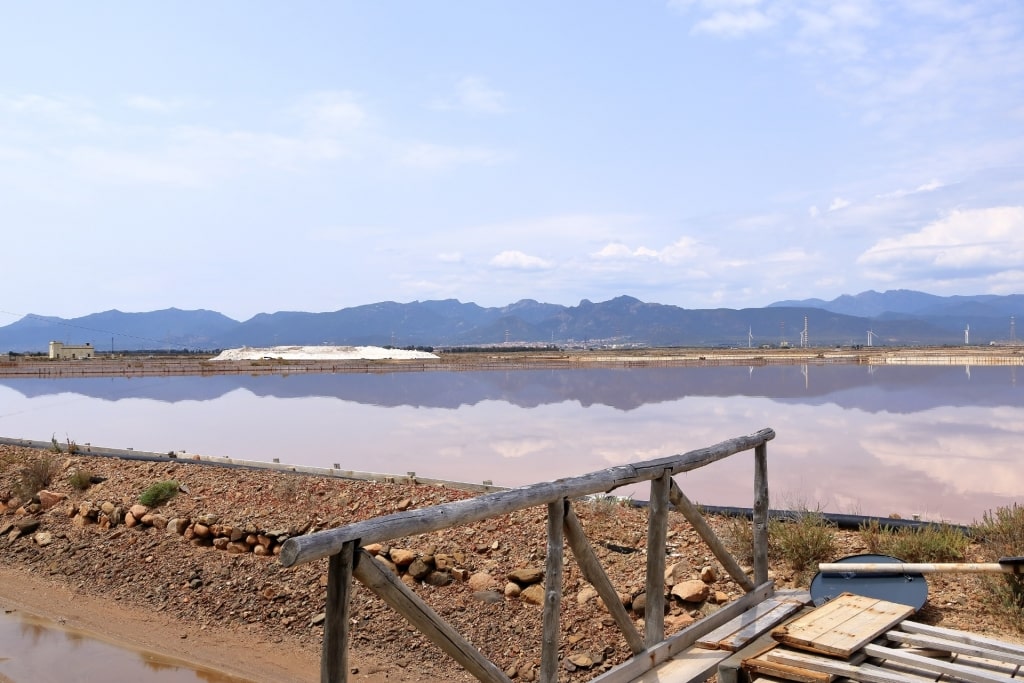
[293,91,368,133]
[694,10,775,36]
[489,250,555,270]
[828,197,851,211]
[808,205,821,218]
[858,206,1024,275]
[437,251,463,263]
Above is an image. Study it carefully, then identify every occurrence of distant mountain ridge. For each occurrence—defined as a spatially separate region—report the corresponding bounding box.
[1,290,1021,353]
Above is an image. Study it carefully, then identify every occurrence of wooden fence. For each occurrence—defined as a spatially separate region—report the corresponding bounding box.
[279,428,775,683]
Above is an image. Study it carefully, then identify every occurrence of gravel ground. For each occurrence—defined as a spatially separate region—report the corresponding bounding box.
[1,444,1020,682]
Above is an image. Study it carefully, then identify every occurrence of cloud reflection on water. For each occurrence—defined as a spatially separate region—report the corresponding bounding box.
[0,365,1021,523]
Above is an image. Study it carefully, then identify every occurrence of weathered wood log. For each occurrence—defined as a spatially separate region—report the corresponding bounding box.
[541,500,566,683]
[352,549,513,683]
[644,471,670,648]
[280,429,775,567]
[752,442,769,586]
[668,479,756,592]
[322,541,355,683]
[563,505,645,654]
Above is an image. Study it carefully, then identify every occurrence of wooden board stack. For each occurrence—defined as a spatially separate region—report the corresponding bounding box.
[742,593,1024,682]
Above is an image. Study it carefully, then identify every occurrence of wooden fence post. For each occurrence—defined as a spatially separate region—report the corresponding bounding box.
[753,442,769,586]
[644,470,670,648]
[322,540,356,683]
[541,499,566,683]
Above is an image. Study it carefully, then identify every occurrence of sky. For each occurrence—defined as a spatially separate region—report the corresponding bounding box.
[2,1,1023,323]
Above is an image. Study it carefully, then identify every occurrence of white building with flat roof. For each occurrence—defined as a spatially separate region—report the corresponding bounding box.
[49,341,95,360]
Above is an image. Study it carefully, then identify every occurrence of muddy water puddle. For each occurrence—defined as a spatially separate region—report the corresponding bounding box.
[0,608,250,683]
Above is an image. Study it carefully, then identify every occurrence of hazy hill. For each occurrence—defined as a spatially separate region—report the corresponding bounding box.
[1,291,1020,353]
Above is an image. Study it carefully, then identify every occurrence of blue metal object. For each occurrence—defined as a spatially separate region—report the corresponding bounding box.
[810,553,928,611]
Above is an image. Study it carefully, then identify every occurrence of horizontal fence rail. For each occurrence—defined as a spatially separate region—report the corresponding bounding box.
[279,428,775,568]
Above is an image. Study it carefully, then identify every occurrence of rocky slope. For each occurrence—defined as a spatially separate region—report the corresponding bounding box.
[1,444,1019,682]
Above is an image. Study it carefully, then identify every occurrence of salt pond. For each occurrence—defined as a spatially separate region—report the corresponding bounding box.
[1,364,1021,523]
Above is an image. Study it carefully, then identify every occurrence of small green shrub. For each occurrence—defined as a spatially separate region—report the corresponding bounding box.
[15,455,62,498]
[68,469,94,491]
[769,509,836,576]
[139,480,180,507]
[858,520,969,562]
[50,434,62,453]
[973,503,1024,631]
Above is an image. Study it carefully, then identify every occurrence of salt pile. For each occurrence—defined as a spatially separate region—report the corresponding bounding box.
[209,345,439,361]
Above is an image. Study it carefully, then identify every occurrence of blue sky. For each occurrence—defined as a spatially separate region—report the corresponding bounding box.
[2,1,1023,322]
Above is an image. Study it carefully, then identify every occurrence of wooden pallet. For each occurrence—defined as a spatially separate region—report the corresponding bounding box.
[771,593,914,657]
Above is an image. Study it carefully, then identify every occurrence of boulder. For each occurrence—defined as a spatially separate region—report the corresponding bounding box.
[671,580,709,603]
[520,584,545,606]
[508,567,544,585]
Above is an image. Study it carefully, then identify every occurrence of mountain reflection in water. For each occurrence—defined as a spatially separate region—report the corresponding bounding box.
[0,365,1020,523]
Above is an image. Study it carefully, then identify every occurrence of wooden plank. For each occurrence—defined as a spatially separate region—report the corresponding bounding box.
[809,598,914,657]
[280,428,776,566]
[563,505,645,654]
[753,443,770,585]
[863,643,1019,683]
[767,648,927,683]
[540,500,565,683]
[668,479,756,592]
[321,541,355,683]
[644,471,670,648]
[589,581,775,683]
[897,621,1024,658]
[627,647,730,683]
[772,593,912,657]
[718,601,804,652]
[352,549,513,683]
[743,644,833,683]
[885,630,1024,667]
[696,599,800,650]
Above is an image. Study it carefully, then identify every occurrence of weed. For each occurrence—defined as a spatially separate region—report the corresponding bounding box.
[769,509,836,576]
[973,503,1024,631]
[68,469,94,491]
[66,438,79,455]
[15,454,62,499]
[720,514,756,566]
[139,480,180,507]
[858,520,969,562]
[50,434,62,454]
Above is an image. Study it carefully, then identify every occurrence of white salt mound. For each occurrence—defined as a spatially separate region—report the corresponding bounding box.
[210,345,439,361]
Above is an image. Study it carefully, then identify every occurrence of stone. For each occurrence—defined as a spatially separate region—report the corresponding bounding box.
[433,553,454,570]
[568,653,595,668]
[713,590,729,604]
[310,612,326,626]
[631,592,646,615]
[196,513,219,526]
[37,490,67,510]
[374,556,398,574]
[192,522,211,538]
[362,543,383,556]
[508,567,544,585]
[468,572,496,591]
[666,613,696,630]
[664,561,691,587]
[253,544,270,556]
[424,571,452,587]
[389,548,417,567]
[148,514,168,530]
[101,501,116,515]
[34,531,54,546]
[576,587,598,606]
[15,518,40,535]
[213,537,230,550]
[504,582,522,598]
[671,580,710,603]
[227,541,250,554]
[129,504,149,520]
[700,566,718,583]
[396,498,412,511]
[472,590,504,604]
[407,558,431,581]
[124,512,138,528]
[520,584,545,606]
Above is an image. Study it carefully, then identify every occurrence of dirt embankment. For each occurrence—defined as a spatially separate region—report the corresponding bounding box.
[1,445,1019,683]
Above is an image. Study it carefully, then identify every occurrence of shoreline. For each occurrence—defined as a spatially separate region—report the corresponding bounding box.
[2,345,1023,378]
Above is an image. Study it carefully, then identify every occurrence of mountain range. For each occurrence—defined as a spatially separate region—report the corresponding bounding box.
[2,290,1021,353]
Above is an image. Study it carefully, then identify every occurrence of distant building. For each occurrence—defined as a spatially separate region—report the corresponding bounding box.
[49,341,95,360]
